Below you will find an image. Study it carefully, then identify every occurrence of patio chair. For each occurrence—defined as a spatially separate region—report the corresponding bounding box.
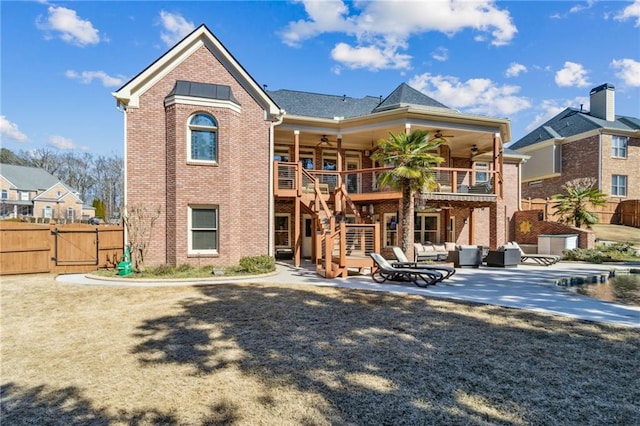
[509,242,560,266]
[369,253,441,287]
[390,246,455,281]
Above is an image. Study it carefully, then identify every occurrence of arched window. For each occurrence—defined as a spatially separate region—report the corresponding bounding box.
[188,113,217,162]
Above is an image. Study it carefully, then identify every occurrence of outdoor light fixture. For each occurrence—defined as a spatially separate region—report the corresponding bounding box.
[470,145,479,156]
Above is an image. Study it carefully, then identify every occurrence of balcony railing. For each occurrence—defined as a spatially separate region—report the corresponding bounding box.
[275,162,501,198]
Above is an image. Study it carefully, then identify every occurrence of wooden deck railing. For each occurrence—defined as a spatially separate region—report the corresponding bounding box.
[275,162,501,197]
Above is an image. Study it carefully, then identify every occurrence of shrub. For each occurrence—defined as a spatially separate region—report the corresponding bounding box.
[239,255,275,273]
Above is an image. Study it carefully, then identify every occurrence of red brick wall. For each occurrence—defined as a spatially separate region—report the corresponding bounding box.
[523,134,639,203]
[522,136,599,199]
[126,45,272,267]
[600,134,640,199]
[513,210,595,249]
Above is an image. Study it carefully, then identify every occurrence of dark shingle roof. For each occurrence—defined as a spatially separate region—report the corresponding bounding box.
[0,164,62,191]
[373,82,449,112]
[167,80,239,104]
[267,89,381,119]
[267,83,452,119]
[510,107,640,150]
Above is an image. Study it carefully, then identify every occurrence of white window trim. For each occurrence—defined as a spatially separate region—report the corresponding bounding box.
[187,113,218,164]
[188,205,219,255]
[611,175,627,197]
[383,213,398,248]
[611,136,628,159]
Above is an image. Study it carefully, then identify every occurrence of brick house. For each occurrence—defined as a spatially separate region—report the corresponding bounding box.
[113,25,529,276]
[510,83,640,202]
[0,163,91,221]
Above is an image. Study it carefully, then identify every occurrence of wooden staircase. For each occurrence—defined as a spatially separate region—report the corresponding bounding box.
[298,172,380,278]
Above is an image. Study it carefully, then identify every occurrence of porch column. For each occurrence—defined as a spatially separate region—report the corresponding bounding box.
[336,134,343,213]
[294,130,301,266]
[468,208,475,245]
[294,130,300,163]
[405,123,411,135]
[493,133,503,198]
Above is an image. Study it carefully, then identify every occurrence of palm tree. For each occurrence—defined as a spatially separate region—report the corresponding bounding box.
[371,130,444,258]
[552,178,608,228]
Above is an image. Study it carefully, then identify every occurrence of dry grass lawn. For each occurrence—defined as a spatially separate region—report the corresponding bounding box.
[1,274,638,425]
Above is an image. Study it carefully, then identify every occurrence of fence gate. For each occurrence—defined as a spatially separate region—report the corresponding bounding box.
[51,228,99,266]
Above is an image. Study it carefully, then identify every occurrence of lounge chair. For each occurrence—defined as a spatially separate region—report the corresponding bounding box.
[391,246,455,281]
[509,242,560,266]
[369,253,441,287]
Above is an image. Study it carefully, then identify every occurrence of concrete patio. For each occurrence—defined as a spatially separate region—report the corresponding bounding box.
[58,260,640,328]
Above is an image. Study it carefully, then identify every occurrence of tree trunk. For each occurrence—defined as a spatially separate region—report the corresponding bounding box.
[401,184,415,260]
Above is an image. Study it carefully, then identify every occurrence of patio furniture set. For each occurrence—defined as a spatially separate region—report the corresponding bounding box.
[369,243,561,287]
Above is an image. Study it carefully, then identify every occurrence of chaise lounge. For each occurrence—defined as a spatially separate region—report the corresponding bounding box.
[370,253,441,287]
[508,241,561,266]
[390,246,455,281]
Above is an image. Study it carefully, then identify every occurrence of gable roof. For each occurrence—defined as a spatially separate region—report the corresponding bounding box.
[373,83,450,112]
[267,83,452,120]
[113,24,281,119]
[510,107,640,150]
[0,164,61,191]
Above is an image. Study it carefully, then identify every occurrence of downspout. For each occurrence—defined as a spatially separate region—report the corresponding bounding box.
[268,110,285,257]
[597,131,602,192]
[116,100,128,246]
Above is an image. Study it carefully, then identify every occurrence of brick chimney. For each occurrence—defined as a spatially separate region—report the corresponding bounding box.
[589,83,615,121]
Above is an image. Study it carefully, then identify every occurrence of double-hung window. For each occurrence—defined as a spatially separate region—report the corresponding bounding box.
[188,113,217,162]
[474,162,490,183]
[189,206,218,254]
[611,175,627,197]
[611,136,627,158]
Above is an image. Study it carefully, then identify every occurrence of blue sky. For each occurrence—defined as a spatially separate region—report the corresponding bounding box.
[1,0,639,156]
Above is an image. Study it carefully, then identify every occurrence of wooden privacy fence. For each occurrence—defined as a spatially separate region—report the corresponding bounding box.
[522,198,640,228]
[0,221,124,275]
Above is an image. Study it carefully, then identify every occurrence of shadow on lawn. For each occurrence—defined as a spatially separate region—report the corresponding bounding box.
[0,382,239,425]
[130,285,639,425]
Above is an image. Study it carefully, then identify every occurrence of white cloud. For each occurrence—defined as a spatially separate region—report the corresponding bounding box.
[408,73,531,117]
[505,62,527,78]
[0,116,28,143]
[158,10,195,47]
[48,135,77,150]
[280,0,516,70]
[65,70,126,87]
[36,6,101,46]
[431,47,448,62]
[555,61,590,87]
[611,58,640,87]
[331,43,411,70]
[569,0,595,14]
[614,0,640,26]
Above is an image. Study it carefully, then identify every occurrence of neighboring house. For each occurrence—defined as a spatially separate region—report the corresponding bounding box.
[113,24,529,276]
[510,83,640,202]
[0,164,90,221]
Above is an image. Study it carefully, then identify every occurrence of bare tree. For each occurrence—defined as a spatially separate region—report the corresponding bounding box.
[122,205,161,272]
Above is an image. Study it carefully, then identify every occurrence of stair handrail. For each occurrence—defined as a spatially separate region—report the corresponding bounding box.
[334,184,363,223]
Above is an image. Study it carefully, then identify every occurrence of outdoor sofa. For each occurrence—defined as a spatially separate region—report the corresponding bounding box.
[413,242,450,262]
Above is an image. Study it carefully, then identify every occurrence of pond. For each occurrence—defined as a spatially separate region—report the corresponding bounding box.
[573,273,640,307]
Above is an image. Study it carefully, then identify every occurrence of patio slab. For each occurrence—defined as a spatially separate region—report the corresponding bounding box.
[57,261,640,328]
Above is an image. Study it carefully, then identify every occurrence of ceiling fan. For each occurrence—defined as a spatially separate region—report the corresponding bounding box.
[429,130,454,142]
[316,135,333,147]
